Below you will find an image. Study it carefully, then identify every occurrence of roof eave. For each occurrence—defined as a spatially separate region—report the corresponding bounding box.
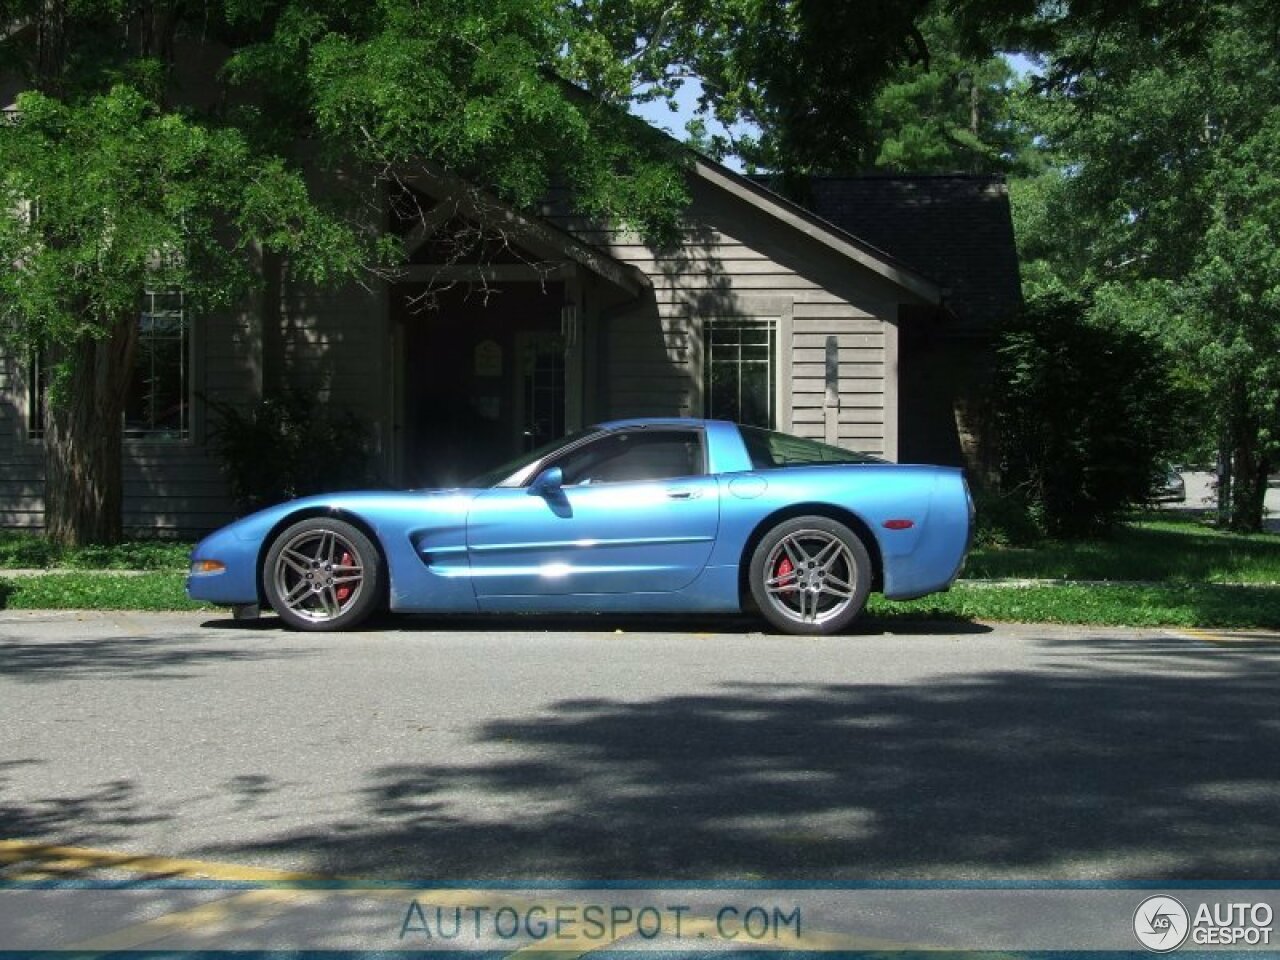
[692,159,943,305]
[398,165,651,297]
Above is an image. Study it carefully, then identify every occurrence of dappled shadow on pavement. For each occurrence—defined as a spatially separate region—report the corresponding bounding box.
[1034,630,1280,670]
[0,765,171,857]
[209,631,1280,881]
[0,631,311,684]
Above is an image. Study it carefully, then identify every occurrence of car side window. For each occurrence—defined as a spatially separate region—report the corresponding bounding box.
[546,430,705,486]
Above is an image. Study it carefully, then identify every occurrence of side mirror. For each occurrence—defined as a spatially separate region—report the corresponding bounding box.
[529,465,564,495]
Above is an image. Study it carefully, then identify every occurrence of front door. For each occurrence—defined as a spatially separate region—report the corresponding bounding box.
[465,427,721,596]
[514,330,566,454]
[398,283,565,487]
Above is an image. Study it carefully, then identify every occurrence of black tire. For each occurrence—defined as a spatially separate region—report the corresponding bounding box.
[262,517,383,632]
[748,515,872,635]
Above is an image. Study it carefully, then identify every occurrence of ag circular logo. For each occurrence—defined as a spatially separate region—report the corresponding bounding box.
[1134,896,1190,952]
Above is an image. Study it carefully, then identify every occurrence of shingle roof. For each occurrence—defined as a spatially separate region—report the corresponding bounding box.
[758,174,1022,333]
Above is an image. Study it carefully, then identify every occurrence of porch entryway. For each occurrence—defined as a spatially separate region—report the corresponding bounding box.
[394,282,568,488]
[383,177,652,488]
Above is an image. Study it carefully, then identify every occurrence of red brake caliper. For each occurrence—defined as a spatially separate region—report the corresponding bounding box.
[335,551,354,603]
[776,556,795,592]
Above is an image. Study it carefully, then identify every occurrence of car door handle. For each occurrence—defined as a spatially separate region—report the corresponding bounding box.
[665,488,700,500]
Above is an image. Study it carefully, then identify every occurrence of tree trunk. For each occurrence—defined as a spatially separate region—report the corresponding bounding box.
[44,313,138,547]
[1229,430,1269,533]
[1215,440,1232,525]
[35,0,68,96]
[1215,377,1269,532]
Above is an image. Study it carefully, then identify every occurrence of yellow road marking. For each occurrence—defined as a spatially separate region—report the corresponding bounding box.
[0,840,323,883]
[63,888,316,953]
[1,840,930,954]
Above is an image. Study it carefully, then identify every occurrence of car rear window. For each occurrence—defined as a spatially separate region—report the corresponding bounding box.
[740,426,884,470]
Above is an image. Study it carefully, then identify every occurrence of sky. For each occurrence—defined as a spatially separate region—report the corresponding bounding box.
[630,77,748,170]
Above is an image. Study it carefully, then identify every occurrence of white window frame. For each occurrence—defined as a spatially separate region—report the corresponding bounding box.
[125,287,192,443]
[696,297,793,431]
[23,288,195,444]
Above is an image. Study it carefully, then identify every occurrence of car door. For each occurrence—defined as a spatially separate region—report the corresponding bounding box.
[465,427,720,596]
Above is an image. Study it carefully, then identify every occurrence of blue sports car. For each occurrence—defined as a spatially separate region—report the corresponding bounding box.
[187,419,973,635]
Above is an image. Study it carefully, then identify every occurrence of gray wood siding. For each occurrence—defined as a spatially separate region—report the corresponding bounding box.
[558,177,916,458]
[277,280,389,431]
[0,351,43,529]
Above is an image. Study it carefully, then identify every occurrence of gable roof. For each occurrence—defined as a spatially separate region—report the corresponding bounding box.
[396,168,652,296]
[691,159,943,305]
[792,174,1023,332]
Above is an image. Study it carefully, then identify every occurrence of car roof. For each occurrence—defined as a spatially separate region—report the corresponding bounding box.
[592,417,722,431]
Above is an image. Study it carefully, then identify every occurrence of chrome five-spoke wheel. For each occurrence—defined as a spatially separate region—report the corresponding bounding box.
[748,516,872,635]
[263,517,382,631]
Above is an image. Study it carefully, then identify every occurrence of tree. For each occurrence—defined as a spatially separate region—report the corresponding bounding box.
[996,294,1182,536]
[569,0,936,175]
[0,80,360,545]
[1009,0,1280,530]
[0,0,693,545]
[856,13,1034,176]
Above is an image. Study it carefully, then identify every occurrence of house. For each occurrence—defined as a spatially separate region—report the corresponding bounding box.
[0,155,1020,536]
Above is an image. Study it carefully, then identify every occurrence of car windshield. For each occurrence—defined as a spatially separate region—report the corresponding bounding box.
[739,425,885,469]
[464,429,602,488]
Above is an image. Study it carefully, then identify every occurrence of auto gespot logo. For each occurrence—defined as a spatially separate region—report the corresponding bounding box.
[1134,895,1275,951]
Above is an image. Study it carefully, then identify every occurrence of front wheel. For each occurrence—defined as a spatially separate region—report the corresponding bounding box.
[748,516,872,635]
[263,517,383,631]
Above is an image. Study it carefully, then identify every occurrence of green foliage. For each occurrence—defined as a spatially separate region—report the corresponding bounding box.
[0,532,190,570]
[571,0,1051,175]
[227,0,691,245]
[0,85,365,402]
[995,295,1183,537]
[863,14,1034,175]
[969,487,1042,549]
[0,0,705,545]
[0,572,209,611]
[208,387,378,514]
[1008,0,1280,529]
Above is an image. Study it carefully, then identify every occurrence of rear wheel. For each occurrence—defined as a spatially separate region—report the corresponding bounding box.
[263,517,382,632]
[748,516,871,635]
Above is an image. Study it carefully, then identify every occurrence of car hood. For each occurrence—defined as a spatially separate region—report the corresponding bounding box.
[214,488,476,543]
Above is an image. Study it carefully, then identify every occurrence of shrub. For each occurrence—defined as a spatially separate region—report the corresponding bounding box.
[995,294,1182,538]
[970,487,1043,548]
[207,386,378,514]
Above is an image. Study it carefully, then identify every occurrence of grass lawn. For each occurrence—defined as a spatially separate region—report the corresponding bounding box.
[966,512,1280,584]
[0,572,209,611]
[0,516,1276,628]
[870,582,1279,629]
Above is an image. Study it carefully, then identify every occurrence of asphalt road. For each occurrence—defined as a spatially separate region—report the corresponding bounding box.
[3,611,1280,882]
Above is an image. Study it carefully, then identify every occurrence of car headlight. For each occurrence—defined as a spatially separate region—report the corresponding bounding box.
[189,559,226,575]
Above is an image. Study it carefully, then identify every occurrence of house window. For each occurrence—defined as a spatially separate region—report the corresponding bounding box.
[125,289,190,440]
[704,317,776,428]
[26,350,46,440]
[26,288,190,441]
